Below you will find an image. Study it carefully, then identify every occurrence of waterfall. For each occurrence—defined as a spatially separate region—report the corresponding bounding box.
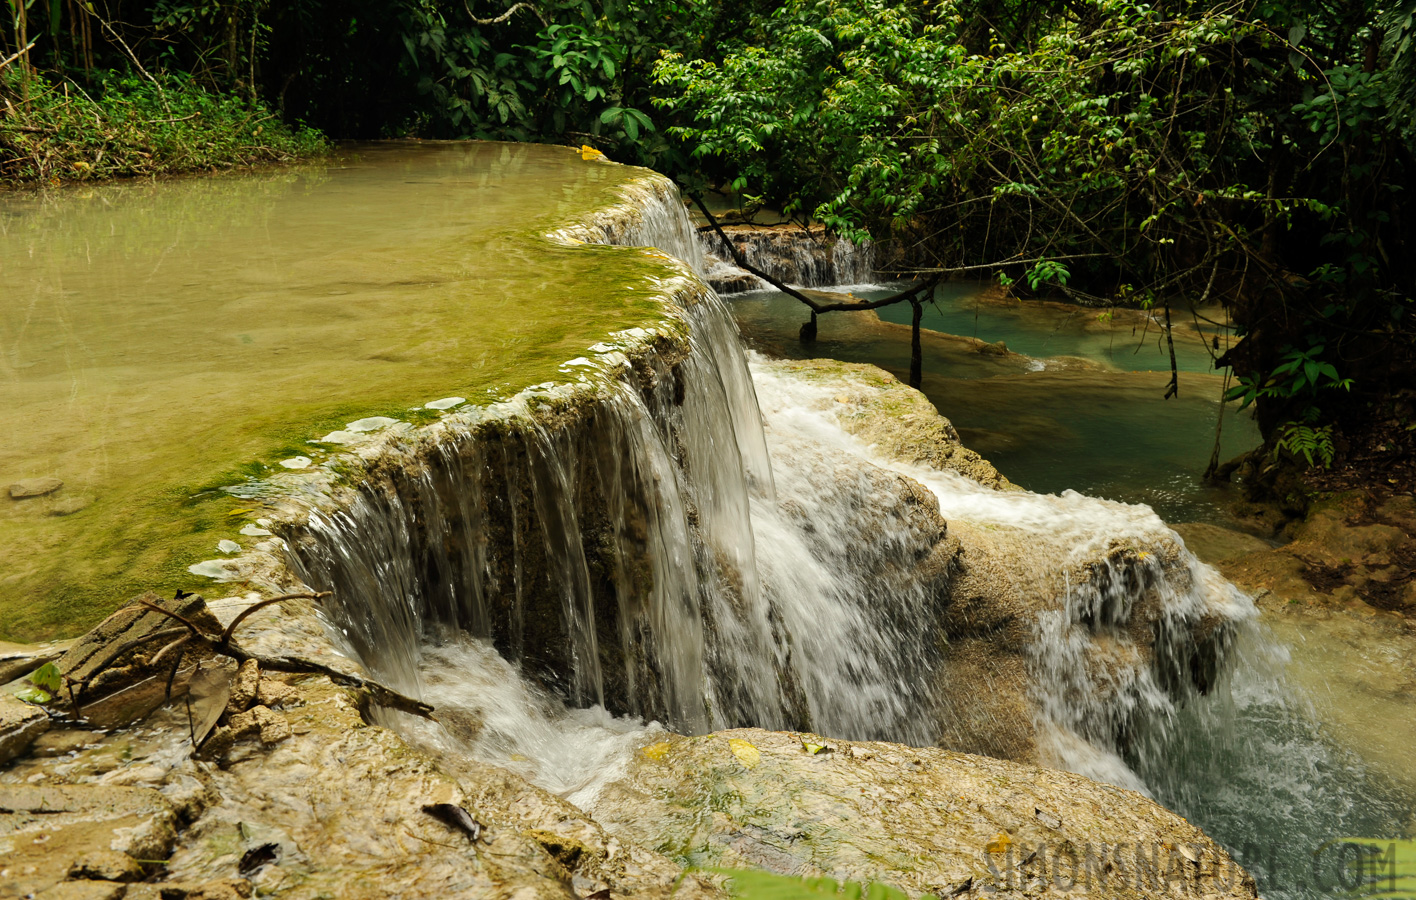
[285,175,1255,798]
[701,227,877,293]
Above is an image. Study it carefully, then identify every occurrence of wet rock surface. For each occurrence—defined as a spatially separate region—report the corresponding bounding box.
[2,588,1256,900]
[700,224,874,294]
[1,598,723,900]
[0,694,49,765]
[753,357,1249,769]
[0,640,71,685]
[592,728,1256,899]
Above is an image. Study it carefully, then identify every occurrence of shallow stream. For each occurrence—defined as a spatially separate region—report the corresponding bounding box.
[729,284,1260,524]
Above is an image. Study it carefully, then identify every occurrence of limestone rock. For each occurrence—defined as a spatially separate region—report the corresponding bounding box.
[164,677,719,900]
[68,849,146,882]
[592,728,1257,899]
[254,679,295,709]
[1172,523,1272,564]
[9,476,63,499]
[0,638,71,684]
[124,883,251,900]
[225,660,260,715]
[35,881,128,900]
[0,783,178,897]
[48,495,95,516]
[761,357,1012,490]
[0,693,50,764]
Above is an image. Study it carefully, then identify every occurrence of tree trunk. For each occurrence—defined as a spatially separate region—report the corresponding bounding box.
[910,297,923,389]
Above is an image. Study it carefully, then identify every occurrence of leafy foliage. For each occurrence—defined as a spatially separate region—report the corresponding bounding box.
[0,69,327,184]
[653,0,1415,469]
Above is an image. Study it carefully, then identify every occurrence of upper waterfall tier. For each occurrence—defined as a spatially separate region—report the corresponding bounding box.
[0,141,707,641]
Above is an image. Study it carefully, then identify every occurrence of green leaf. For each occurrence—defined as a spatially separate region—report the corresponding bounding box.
[29,662,61,693]
[15,685,52,704]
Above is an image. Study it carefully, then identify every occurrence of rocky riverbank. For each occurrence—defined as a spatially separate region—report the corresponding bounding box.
[1,586,1256,900]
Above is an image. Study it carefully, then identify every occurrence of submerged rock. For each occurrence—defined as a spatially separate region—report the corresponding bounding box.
[8,477,63,499]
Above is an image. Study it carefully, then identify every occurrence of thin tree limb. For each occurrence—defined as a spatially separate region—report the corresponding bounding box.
[0,40,37,73]
[462,1,547,27]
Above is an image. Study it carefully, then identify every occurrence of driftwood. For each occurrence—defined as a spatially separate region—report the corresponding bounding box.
[66,591,434,721]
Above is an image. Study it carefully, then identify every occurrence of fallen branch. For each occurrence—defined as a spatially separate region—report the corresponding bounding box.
[66,592,435,721]
[690,192,939,313]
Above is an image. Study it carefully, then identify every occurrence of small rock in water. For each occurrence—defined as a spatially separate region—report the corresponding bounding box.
[8,477,63,499]
[278,456,313,469]
[217,540,241,554]
[345,416,399,433]
[239,524,273,537]
[424,397,465,411]
[314,430,358,444]
[46,496,93,516]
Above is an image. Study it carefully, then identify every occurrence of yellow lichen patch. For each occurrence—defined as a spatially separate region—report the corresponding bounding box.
[728,738,761,769]
[641,741,673,762]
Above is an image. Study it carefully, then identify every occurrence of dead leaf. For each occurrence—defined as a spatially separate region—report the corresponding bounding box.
[728,738,761,769]
[422,803,482,843]
[239,842,279,876]
[187,662,233,748]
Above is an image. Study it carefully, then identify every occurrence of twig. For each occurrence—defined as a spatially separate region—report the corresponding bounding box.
[136,597,206,635]
[220,591,329,645]
[0,41,37,73]
[90,5,171,115]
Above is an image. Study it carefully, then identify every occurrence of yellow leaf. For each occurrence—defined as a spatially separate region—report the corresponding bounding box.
[801,741,829,755]
[641,741,672,761]
[580,145,607,161]
[985,833,1012,853]
[728,738,761,769]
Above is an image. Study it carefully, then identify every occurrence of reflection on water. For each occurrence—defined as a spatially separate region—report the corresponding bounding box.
[0,141,682,639]
[727,285,1260,524]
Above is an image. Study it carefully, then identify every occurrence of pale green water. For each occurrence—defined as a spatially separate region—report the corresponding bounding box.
[728,285,1260,524]
[0,141,684,640]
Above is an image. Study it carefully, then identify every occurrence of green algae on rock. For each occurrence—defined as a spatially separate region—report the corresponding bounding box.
[0,141,700,641]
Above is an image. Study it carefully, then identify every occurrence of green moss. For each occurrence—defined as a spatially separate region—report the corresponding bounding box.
[0,141,693,640]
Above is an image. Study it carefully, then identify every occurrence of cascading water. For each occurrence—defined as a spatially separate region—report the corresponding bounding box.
[281,178,1403,899]
[700,227,877,293]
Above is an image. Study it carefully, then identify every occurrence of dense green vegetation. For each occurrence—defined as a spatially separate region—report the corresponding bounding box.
[3,0,1412,486]
[0,69,325,182]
